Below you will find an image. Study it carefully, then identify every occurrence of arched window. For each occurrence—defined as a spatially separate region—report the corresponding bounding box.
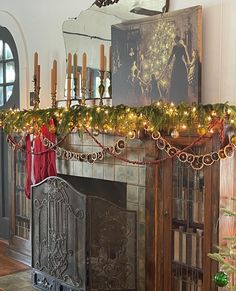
[0,26,19,239]
[0,26,19,108]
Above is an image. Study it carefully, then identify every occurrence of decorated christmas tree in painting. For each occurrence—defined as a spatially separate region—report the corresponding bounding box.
[112,6,202,106]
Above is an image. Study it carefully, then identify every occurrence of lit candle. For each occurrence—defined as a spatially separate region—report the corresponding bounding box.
[100,44,105,71]
[73,53,77,78]
[53,60,57,92]
[109,46,112,72]
[104,56,107,72]
[67,53,72,76]
[34,52,38,77]
[82,52,87,80]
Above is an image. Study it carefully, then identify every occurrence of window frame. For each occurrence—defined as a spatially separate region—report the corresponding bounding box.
[0,26,19,109]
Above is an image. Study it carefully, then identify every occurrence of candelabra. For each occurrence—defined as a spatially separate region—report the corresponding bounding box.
[108,71,112,98]
[98,70,105,106]
[33,74,40,110]
[51,89,57,108]
[74,75,78,99]
[81,79,86,106]
[88,87,93,99]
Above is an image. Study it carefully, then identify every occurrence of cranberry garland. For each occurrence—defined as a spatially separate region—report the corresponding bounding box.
[6,128,236,170]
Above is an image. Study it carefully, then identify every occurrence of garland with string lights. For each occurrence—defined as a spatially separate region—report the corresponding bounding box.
[0,102,236,170]
[2,102,236,169]
[1,102,236,137]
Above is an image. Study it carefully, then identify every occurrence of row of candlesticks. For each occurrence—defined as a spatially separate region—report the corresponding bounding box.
[33,44,112,109]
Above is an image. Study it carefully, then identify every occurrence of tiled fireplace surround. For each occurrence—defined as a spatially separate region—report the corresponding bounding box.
[56,132,157,291]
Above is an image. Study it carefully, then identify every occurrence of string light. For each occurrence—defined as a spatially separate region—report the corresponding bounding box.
[1,102,236,139]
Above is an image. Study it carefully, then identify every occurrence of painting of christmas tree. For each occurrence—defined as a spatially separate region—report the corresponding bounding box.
[112,6,202,106]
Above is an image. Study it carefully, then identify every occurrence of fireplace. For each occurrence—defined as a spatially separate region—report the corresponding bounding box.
[32,133,149,291]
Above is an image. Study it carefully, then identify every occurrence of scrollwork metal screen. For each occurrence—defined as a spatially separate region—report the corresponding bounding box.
[32,177,137,291]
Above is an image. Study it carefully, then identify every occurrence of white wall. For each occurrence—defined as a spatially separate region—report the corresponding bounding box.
[0,0,236,107]
[170,0,236,104]
[0,0,93,109]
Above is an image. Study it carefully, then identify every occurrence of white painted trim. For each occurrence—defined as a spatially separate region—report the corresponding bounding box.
[0,10,29,109]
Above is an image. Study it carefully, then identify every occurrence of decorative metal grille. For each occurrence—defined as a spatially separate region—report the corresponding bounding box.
[32,176,137,291]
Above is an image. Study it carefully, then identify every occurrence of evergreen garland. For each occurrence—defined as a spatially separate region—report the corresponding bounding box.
[0,102,235,137]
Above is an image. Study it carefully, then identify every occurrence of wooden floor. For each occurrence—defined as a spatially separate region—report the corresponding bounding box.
[0,240,29,277]
[0,270,34,291]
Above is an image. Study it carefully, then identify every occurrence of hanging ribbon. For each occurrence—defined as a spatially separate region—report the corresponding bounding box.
[24,134,32,199]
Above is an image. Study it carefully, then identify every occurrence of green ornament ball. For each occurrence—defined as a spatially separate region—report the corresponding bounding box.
[213,271,229,287]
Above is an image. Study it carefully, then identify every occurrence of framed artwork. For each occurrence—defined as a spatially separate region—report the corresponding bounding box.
[111,6,202,106]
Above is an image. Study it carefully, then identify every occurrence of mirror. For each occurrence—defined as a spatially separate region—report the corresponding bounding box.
[62,0,169,102]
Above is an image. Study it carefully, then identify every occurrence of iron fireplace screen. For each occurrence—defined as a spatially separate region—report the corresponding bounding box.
[32,177,137,290]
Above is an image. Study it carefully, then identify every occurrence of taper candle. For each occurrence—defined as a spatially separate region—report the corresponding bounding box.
[67,53,72,76]
[104,56,107,72]
[82,52,87,80]
[100,44,105,71]
[73,53,77,78]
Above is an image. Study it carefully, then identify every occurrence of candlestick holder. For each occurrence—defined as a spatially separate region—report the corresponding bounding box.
[81,79,86,106]
[33,74,40,110]
[51,89,57,108]
[66,99,71,109]
[74,76,78,99]
[108,71,112,98]
[88,88,93,99]
[98,70,105,106]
